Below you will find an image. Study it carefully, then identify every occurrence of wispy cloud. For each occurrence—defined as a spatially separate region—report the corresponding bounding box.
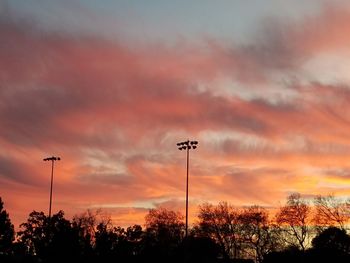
[2,2,350,228]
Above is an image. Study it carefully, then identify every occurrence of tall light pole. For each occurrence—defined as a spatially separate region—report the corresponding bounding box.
[177,140,198,238]
[43,156,61,218]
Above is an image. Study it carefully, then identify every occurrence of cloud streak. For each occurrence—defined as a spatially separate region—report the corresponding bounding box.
[1,2,350,228]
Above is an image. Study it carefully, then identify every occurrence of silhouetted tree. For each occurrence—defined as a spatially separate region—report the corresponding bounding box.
[0,197,14,256]
[239,206,278,263]
[0,197,16,263]
[142,207,184,262]
[144,207,184,243]
[17,211,49,257]
[313,195,350,231]
[312,227,350,253]
[197,202,243,260]
[307,227,350,263]
[94,221,120,259]
[72,209,110,259]
[178,236,220,263]
[18,210,81,262]
[10,198,350,263]
[95,224,144,261]
[72,209,101,245]
[48,211,82,262]
[72,210,143,261]
[125,224,143,257]
[275,193,312,251]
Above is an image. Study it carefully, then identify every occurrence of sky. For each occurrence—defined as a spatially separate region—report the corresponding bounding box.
[1,0,350,228]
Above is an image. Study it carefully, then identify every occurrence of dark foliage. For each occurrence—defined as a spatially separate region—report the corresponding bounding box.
[262,246,306,263]
[0,197,15,255]
[1,196,350,263]
[312,226,350,253]
[263,227,350,263]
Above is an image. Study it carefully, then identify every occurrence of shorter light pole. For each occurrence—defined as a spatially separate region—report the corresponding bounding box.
[43,156,61,218]
[177,140,198,238]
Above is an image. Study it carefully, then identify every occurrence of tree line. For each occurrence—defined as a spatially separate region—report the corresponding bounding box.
[1,193,350,263]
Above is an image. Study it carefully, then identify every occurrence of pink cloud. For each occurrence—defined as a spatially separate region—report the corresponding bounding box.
[2,3,350,229]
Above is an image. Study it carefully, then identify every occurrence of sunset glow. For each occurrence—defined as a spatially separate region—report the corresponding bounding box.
[1,0,350,229]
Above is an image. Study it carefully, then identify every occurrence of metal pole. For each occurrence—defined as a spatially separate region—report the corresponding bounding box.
[185,145,189,238]
[44,156,60,218]
[176,140,198,240]
[49,159,54,218]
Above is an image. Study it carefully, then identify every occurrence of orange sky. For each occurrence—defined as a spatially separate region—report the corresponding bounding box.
[1,1,350,229]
